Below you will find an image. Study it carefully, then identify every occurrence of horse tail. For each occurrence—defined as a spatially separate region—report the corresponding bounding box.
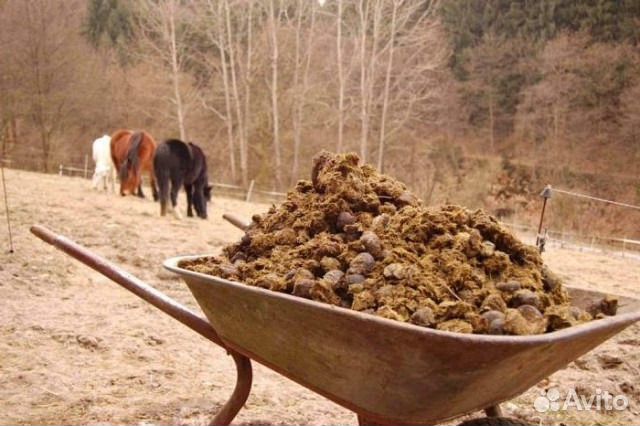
[189,142,210,218]
[118,159,129,182]
[119,132,144,182]
[128,132,144,171]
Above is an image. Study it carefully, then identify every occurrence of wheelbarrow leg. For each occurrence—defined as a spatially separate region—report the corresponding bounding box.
[210,352,253,426]
[358,405,505,426]
[484,404,503,417]
[358,414,420,426]
[357,414,397,426]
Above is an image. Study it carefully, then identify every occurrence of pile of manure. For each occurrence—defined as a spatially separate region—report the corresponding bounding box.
[181,151,616,335]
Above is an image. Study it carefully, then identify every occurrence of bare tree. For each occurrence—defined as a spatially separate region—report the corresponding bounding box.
[8,0,83,171]
[335,0,345,153]
[515,34,586,164]
[136,0,196,141]
[239,0,254,187]
[221,0,247,186]
[620,83,640,161]
[376,0,399,172]
[268,0,282,190]
[291,0,317,183]
[356,0,371,162]
[199,0,237,182]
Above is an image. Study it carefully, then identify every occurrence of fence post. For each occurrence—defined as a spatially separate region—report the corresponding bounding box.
[84,155,89,179]
[246,180,255,202]
[59,164,63,176]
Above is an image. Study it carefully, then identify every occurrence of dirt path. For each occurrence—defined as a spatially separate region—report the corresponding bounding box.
[0,169,638,425]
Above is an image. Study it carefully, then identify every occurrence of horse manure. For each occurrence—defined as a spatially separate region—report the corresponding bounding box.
[600,296,618,316]
[180,151,611,335]
[360,231,383,259]
[345,274,366,285]
[496,281,521,293]
[293,279,315,298]
[510,289,542,310]
[348,252,375,275]
[383,263,405,280]
[411,307,436,327]
[488,318,506,335]
[481,293,507,313]
[587,295,618,317]
[323,270,345,288]
[481,310,505,324]
[336,212,356,231]
[437,319,474,334]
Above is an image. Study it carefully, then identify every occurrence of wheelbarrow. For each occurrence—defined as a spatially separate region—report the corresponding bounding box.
[30,219,640,426]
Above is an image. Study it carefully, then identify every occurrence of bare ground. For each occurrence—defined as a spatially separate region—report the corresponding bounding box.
[0,169,638,425]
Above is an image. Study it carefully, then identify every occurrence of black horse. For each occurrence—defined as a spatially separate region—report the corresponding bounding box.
[153,139,212,219]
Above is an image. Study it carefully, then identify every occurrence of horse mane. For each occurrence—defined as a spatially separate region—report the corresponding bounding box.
[119,131,144,182]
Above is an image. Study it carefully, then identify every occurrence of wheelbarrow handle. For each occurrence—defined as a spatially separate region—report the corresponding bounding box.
[30,224,253,425]
[30,224,225,347]
[222,213,251,231]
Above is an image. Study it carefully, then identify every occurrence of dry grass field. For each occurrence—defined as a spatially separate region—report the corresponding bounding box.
[0,169,638,425]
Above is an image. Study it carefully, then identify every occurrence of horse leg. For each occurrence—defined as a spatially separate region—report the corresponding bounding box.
[171,179,182,219]
[184,183,194,217]
[194,181,208,219]
[150,170,159,202]
[156,172,170,216]
[137,179,145,198]
[91,171,99,190]
[170,175,184,219]
[135,170,144,198]
[110,167,116,193]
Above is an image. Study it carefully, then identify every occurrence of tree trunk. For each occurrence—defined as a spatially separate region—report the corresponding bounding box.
[224,0,246,187]
[488,90,495,152]
[336,0,345,153]
[291,0,315,184]
[268,0,282,190]
[357,0,371,162]
[291,0,303,185]
[166,0,186,141]
[376,0,398,172]
[212,0,237,182]
[240,1,253,187]
[40,128,50,172]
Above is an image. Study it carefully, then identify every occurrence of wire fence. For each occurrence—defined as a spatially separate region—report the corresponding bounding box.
[515,185,640,260]
[53,164,640,259]
[551,187,640,211]
[503,220,640,258]
[5,153,640,259]
[58,155,91,179]
[55,159,287,203]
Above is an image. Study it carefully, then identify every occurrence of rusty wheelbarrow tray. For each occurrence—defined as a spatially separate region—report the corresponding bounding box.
[31,224,640,426]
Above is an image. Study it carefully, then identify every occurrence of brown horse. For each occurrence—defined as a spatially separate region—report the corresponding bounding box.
[110,129,158,199]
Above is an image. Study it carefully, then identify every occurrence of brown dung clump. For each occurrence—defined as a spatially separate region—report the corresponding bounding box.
[181,151,615,335]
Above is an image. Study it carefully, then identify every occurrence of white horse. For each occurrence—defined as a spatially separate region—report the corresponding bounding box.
[91,135,115,192]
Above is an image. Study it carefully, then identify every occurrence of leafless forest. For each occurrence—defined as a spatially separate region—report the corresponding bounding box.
[0,0,639,239]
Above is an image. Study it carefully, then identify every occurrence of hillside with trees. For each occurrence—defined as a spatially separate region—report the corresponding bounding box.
[1,0,638,240]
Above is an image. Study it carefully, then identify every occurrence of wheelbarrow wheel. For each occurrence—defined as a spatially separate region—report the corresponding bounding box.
[457,417,531,426]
